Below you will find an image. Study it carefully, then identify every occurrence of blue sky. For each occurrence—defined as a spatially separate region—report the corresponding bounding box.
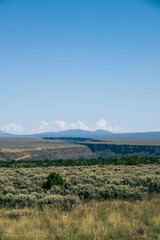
[0,0,160,134]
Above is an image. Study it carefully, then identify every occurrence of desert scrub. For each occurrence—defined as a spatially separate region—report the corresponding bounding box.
[0,165,160,208]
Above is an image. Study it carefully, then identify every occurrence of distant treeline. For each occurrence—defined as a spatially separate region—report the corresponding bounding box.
[0,156,160,168]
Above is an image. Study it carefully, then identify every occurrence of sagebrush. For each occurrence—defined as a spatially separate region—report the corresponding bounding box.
[0,165,160,208]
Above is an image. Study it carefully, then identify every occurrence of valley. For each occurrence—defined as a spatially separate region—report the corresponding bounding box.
[1,137,160,161]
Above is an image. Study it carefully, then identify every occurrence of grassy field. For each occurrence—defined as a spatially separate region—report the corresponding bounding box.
[1,198,160,239]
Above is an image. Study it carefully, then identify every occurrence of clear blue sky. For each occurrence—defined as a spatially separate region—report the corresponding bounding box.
[0,0,160,134]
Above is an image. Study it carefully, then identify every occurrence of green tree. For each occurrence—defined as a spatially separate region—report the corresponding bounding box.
[43,172,65,191]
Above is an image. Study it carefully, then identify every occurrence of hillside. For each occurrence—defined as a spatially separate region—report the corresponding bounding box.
[0,144,95,161]
[80,142,160,158]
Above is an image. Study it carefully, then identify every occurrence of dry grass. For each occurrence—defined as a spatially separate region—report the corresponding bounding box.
[0,198,160,240]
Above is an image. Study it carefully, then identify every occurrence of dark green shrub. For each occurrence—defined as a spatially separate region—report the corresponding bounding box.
[42,172,65,191]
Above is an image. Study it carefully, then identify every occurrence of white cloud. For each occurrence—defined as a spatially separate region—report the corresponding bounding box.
[33,119,130,133]
[51,119,127,133]
[1,119,131,134]
[69,121,90,130]
[52,120,90,131]
[95,118,121,132]
[30,120,50,134]
[96,118,107,130]
[0,123,23,134]
[52,120,68,131]
[39,120,49,130]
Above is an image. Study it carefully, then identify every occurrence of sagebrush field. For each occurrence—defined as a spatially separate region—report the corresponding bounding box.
[1,164,160,239]
[1,165,160,208]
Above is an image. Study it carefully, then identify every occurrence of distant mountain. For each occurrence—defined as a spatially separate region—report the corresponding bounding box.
[1,128,160,138]
[114,131,160,138]
[32,129,114,138]
[0,130,12,137]
[31,129,160,138]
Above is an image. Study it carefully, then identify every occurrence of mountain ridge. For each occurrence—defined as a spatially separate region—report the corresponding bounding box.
[1,129,160,138]
[0,130,11,136]
[31,129,114,138]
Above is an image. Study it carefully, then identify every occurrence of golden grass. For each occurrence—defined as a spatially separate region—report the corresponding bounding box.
[0,198,160,240]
